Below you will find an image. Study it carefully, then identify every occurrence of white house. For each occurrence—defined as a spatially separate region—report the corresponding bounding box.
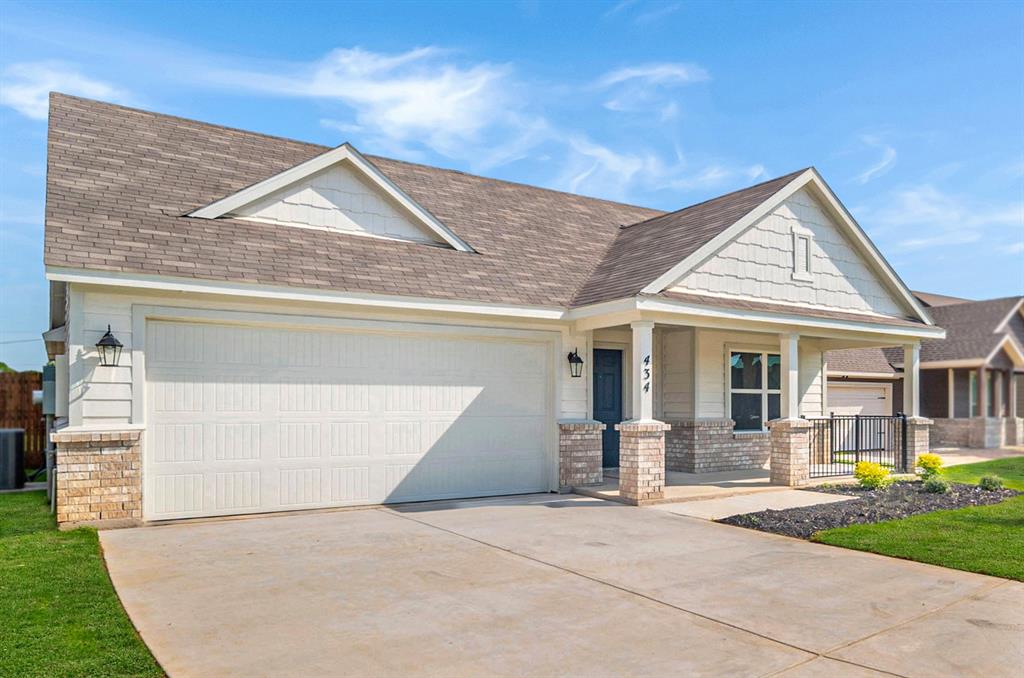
[43,93,943,527]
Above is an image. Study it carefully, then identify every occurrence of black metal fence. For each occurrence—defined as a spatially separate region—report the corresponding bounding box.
[805,414,908,478]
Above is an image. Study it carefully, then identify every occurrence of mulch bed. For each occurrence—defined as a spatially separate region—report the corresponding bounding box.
[718,481,1019,539]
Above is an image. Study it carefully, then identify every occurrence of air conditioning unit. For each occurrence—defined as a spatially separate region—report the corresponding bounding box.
[0,429,26,490]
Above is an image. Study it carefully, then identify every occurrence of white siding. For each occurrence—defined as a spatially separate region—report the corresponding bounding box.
[659,328,694,419]
[559,329,590,420]
[798,342,825,418]
[70,289,135,427]
[670,188,906,317]
[233,162,442,245]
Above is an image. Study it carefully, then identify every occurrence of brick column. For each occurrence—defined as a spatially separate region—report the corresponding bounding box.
[558,420,605,491]
[905,417,931,471]
[769,419,810,486]
[615,421,670,505]
[52,429,142,529]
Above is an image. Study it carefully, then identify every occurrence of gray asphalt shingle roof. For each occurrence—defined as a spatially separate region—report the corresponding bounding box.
[43,93,926,325]
[830,295,1023,373]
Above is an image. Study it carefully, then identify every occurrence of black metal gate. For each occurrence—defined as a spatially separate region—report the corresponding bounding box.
[806,414,908,478]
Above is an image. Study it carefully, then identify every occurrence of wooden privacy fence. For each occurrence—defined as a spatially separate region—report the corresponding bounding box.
[0,371,45,469]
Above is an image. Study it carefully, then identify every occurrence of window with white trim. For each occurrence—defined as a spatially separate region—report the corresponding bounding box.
[729,351,781,431]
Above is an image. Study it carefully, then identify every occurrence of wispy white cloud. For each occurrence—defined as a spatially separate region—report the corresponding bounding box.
[602,0,640,18]
[864,184,1024,251]
[597,62,709,88]
[1003,241,1024,255]
[854,135,897,184]
[0,61,130,119]
[555,135,766,202]
[212,47,522,160]
[596,62,709,116]
[634,2,683,24]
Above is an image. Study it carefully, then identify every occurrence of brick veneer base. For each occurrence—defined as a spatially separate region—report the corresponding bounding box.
[969,417,1006,448]
[930,418,972,448]
[52,429,142,529]
[558,421,605,491]
[664,419,770,473]
[769,419,811,487]
[905,417,931,471]
[1007,418,1024,446]
[616,421,670,505]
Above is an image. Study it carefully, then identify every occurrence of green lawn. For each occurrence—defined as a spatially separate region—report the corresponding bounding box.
[0,491,162,677]
[813,457,1024,581]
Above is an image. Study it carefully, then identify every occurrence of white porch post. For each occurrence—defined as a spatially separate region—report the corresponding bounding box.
[1010,373,1019,419]
[947,368,955,418]
[780,333,800,419]
[770,332,808,487]
[630,321,655,421]
[617,320,668,505]
[994,371,1004,417]
[978,366,989,418]
[903,344,920,418]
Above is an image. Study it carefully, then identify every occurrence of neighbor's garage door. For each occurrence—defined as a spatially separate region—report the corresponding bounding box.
[144,320,552,520]
[828,382,892,416]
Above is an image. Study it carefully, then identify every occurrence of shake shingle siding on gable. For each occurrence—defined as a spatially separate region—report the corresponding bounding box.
[669,189,906,317]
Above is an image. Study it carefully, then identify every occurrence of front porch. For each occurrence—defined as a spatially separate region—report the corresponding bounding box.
[558,309,937,504]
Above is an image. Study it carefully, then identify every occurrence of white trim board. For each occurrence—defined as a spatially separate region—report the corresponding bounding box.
[640,169,933,326]
[187,143,474,253]
[46,267,564,321]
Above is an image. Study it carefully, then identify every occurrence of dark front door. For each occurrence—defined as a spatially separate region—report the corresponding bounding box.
[593,348,623,467]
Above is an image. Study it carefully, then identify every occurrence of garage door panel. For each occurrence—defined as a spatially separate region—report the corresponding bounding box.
[145,320,552,520]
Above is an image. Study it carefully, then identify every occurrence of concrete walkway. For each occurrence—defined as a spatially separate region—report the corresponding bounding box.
[940,447,1024,467]
[101,494,1023,677]
[648,489,855,520]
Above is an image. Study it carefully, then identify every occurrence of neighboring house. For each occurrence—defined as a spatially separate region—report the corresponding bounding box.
[827,293,1024,448]
[42,93,941,527]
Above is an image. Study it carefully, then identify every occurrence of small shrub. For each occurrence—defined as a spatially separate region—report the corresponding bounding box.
[923,476,950,494]
[854,461,892,489]
[979,475,1004,491]
[917,453,943,478]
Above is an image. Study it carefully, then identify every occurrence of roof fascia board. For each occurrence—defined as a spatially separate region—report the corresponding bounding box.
[566,294,945,340]
[187,143,474,253]
[45,267,563,321]
[916,359,984,369]
[640,169,814,296]
[641,169,934,326]
[636,297,944,340]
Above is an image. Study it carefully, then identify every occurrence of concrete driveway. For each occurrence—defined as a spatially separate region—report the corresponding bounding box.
[101,495,1023,677]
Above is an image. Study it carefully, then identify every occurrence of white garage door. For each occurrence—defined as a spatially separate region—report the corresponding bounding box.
[828,382,892,416]
[144,320,552,520]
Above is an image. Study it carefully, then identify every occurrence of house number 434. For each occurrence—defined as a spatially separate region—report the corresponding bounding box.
[642,354,651,393]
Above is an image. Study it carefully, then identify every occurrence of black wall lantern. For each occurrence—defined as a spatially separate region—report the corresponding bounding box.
[567,348,584,378]
[95,325,123,367]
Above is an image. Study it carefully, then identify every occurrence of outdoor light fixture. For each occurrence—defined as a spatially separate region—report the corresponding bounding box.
[95,325,123,367]
[567,348,584,378]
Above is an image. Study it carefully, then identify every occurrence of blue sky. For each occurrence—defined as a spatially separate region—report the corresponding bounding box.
[1,0,1022,370]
